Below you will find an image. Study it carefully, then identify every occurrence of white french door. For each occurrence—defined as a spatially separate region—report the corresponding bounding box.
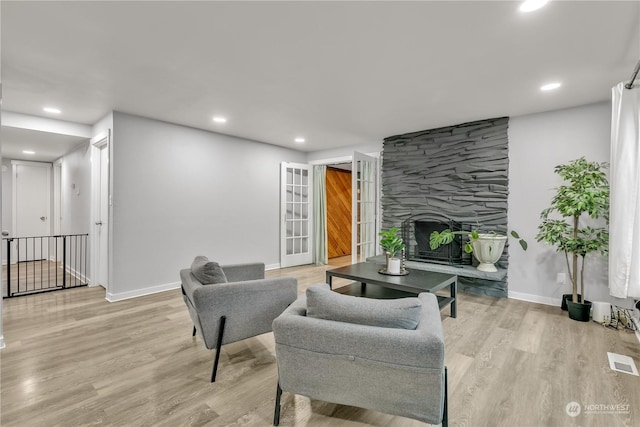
[280,162,313,267]
[352,152,378,264]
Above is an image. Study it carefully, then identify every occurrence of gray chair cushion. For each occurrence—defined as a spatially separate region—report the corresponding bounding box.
[191,256,227,284]
[306,284,422,329]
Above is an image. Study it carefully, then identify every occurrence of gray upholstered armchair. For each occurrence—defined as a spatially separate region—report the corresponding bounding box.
[272,284,448,426]
[180,257,297,382]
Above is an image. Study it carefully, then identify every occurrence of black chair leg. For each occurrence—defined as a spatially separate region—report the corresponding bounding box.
[192,325,196,337]
[211,316,226,383]
[273,381,283,426]
[443,366,448,427]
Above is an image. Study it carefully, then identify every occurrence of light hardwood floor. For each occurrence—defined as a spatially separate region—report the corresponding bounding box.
[1,258,639,427]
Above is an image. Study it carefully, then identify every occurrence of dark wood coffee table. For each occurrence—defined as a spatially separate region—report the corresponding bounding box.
[326,262,457,318]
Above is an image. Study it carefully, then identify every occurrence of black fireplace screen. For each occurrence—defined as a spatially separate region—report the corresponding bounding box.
[402,217,472,265]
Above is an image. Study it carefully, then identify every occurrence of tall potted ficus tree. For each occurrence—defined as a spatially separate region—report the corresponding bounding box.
[536,157,609,322]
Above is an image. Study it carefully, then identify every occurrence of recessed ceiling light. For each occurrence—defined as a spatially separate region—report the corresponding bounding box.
[520,0,549,12]
[294,137,305,143]
[212,116,227,123]
[540,82,562,91]
[23,150,35,155]
[43,107,61,114]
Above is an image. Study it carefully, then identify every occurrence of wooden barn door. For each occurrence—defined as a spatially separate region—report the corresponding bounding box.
[326,167,352,258]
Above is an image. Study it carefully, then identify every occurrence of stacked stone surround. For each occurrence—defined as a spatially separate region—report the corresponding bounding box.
[381,117,509,298]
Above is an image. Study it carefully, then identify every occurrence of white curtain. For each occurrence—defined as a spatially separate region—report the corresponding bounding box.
[313,165,328,265]
[609,82,640,298]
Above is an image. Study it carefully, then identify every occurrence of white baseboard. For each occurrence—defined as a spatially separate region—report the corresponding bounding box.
[508,291,561,307]
[265,263,281,271]
[0,335,5,349]
[64,264,88,283]
[106,281,180,302]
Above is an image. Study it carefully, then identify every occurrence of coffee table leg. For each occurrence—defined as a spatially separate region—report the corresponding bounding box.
[327,274,333,290]
[451,278,457,318]
[361,282,366,293]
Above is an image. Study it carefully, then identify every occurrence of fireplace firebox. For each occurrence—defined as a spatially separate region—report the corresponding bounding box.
[402,216,472,265]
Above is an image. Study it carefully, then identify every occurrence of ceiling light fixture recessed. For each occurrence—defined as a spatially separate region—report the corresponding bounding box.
[294,138,305,143]
[22,150,35,155]
[520,0,548,12]
[540,82,562,91]
[212,116,227,123]
[43,107,61,114]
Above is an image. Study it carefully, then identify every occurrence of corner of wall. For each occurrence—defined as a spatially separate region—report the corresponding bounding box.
[265,263,281,271]
[92,112,114,139]
[106,281,180,302]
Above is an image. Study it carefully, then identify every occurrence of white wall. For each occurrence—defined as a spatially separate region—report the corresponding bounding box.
[2,111,92,138]
[92,112,113,139]
[1,159,13,266]
[108,112,306,300]
[1,159,13,239]
[508,101,631,308]
[60,142,92,235]
[306,141,382,163]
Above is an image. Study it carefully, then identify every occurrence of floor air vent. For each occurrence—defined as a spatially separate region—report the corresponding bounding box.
[607,352,639,376]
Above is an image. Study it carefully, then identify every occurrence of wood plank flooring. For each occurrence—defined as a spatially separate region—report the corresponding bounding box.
[1,257,639,426]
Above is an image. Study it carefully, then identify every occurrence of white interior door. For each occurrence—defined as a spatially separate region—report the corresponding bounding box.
[93,140,109,288]
[12,161,52,261]
[352,152,378,264]
[280,162,313,268]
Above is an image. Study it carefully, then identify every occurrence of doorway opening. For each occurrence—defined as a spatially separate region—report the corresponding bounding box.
[326,164,352,259]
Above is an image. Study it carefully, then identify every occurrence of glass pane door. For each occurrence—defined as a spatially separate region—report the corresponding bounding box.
[352,152,377,264]
[281,162,313,267]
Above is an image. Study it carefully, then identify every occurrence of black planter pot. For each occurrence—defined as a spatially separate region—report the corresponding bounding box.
[567,299,592,322]
[561,293,582,311]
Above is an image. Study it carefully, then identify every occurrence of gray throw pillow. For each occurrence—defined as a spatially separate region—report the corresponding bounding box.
[191,256,227,285]
[306,284,422,330]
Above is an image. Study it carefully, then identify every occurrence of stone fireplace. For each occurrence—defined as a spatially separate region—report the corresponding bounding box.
[381,117,510,297]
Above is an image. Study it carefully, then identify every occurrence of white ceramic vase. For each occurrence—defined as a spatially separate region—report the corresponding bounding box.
[387,257,401,274]
[471,234,507,272]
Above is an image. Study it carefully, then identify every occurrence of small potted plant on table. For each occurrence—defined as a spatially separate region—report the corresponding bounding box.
[379,227,406,275]
[536,157,609,321]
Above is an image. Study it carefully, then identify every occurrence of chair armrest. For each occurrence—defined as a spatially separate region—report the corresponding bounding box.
[222,263,265,282]
[415,292,445,343]
[193,276,297,348]
[273,292,444,369]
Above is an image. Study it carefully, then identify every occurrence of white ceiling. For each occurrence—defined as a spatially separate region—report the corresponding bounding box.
[1,1,639,158]
[0,126,87,162]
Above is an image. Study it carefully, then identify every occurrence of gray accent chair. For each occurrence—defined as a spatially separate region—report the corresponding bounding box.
[180,262,297,382]
[272,289,447,426]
